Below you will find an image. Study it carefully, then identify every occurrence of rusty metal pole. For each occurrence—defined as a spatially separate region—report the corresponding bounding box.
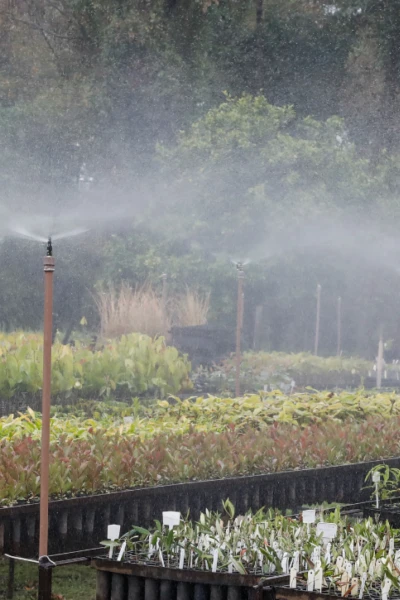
[314,284,321,356]
[161,273,168,340]
[337,296,342,357]
[235,270,245,397]
[39,241,55,560]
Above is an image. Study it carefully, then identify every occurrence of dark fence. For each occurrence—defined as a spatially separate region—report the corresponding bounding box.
[1,456,399,559]
[93,559,286,600]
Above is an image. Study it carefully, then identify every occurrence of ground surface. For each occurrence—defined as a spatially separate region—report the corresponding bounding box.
[0,559,96,599]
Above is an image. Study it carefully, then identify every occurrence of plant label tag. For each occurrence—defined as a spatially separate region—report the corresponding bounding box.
[307,570,315,592]
[382,578,392,600]
[107,524,120,541]
[390,538,395,556]
[368,558,376,577]
[317,522,337,543]
[325,543,332,564]
[282,553,289,574]
[159,549,165,568]
[117,541,126,562]
[163,511,181,528]
[290,568,297,588]
[351,578,359,597]
[293,551,300,571]
[179,548,185,570]
[375,558,383,577]
[212,549,218,573]
[341,572,350,597]
[303,510,316,524]
[359,573,367,599]
[314,561,323,592]
[335,556,344,575]
[346,562,353,577]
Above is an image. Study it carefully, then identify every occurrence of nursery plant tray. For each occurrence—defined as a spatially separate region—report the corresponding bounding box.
[363,503,400,528]
[93,557,291,587]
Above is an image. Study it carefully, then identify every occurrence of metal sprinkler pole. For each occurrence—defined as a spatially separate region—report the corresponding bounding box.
[314,284,321,356]
[38,238,55,600]
[337,296,342,356]
[235,269,245,397]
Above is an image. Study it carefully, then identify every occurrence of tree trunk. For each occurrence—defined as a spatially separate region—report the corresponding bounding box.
[256,0,263,25]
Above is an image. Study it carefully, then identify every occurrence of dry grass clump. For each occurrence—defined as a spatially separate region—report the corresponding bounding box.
[96,283,210,339]
[95,283,168,339]
[174,287,210,327]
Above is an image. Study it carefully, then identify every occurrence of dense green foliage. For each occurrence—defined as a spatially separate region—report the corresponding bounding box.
[2,391,400,504]
[196,352,376,393]
[3,2,400,356]
[1,406,399,505]
[0,332,191,400]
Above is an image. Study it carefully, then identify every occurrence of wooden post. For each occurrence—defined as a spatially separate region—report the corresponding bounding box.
[253,305,263,351]
[314,284,321,356]
[377,330,384,389]
[161,274,168,340]
[337,296,342,356]
[235,270,245,397]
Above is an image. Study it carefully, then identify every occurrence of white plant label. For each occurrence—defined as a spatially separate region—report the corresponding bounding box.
[341,572,350,597]
[382,577,392,600]
[302,510,316,524]
[325,543,332,564]
[107,524,120,541]
[359,573,367,600]
[335,556,344,575]
[307,570,315,592]
[317,522,337,544]
[158,548,165,567]
[351,577,359,597]
[314,561,323,592]
[290,568,297,588]
[293,551,300,571]
[368,558,376,578]
[282,553,289,574]
[117,541,126,562]
[390,538,395,556]
[212,549,218,573]
[179,548,185,570]
[345,561,353,577]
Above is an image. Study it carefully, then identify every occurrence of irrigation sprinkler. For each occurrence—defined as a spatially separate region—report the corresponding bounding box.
[6,223,87,600]
[337,296,342,356]
[314,284,321,356]
[234,264,245,397]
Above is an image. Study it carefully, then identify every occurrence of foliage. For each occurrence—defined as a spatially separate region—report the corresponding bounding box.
[0,332,191,400]
[157,94,378,252]
[6,390,400,443]
[365,464,400,502]
[198,351,375,394]
[2,393,400,504]
[116,505,400,592]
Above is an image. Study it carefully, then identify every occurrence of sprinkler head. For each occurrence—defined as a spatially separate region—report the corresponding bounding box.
[46,237,53,257]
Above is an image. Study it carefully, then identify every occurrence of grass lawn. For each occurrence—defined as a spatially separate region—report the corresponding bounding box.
[0,559,96,599]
